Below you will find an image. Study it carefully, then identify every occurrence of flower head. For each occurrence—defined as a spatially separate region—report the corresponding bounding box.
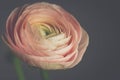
[3,2,89,70]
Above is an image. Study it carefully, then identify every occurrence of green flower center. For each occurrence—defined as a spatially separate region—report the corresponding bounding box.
[34,23,59,38]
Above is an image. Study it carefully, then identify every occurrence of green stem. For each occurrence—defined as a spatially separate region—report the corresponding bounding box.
[14,57,25,80]
[42,70,49,80]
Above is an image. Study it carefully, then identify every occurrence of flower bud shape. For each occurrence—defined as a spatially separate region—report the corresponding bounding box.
[3,2,89,70]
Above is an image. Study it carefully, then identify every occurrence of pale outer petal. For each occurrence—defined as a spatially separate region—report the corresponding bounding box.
[20,54,65,70]
[68,27,89,68]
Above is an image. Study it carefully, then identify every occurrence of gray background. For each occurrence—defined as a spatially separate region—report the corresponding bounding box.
[0,0,120,80]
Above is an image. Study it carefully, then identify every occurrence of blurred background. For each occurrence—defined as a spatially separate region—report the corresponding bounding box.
[0,0,120,80]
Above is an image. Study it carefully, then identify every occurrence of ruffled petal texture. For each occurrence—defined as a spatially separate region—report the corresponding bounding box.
[3,2,89,70]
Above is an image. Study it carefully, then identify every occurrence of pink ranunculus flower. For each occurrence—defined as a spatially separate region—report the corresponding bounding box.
[3,2,89,70]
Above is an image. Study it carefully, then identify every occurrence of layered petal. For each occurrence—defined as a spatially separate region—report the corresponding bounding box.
[3,2,89,70]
